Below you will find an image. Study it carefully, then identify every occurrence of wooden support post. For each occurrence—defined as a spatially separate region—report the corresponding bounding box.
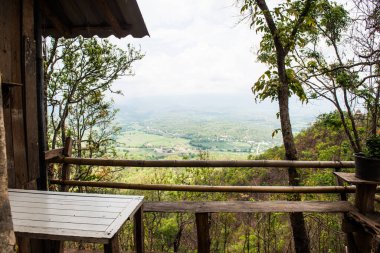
[60,137,73,192]
[355,185,377,213]
[342,218,359,253]
[196,213,210,253]
[334,172,380,253]
[353,184,377,253]
[104,233,120,253]
[134,205,144,253]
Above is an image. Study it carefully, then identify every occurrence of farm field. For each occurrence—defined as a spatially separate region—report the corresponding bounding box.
[116,117,282,160]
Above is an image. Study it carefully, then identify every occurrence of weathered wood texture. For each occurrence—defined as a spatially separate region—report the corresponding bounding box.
[346,211,380,237]
[9,0,29,189]
[334,173,380,252]
[60,137,73,192]
[104,233,120,253]
[354,185,378,252]
[195,213,210,253]
[355,185,377,214]
[0,0,40,189]
[143,201,356,213]
[22,0,39,184]
[334,172,380,185]
[0,1,15,189]
[133,207,144,253]
[9,189,144,244]
[346,211,380,252]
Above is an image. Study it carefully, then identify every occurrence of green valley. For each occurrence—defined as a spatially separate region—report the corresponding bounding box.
[116,116,283,160]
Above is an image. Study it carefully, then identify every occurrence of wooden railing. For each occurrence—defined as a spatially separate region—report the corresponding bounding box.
[45,146,357,193]
[45,144,365,253]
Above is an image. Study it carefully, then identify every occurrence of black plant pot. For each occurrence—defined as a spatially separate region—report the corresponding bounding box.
[355,153,380,181]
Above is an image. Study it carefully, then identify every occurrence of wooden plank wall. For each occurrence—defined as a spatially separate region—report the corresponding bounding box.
[0,0,40,190]
[1,1,45,251]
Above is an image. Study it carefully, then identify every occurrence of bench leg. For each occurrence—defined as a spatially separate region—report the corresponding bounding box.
[196,212,210,253]
[22,238,63,253]
[104,233,120,253]
[134,205,144,253]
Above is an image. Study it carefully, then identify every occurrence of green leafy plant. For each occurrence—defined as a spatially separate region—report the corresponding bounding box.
[366,136,380,159]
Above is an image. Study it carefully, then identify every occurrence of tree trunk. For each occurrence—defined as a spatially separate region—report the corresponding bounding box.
[255,0,313,249]
[371,82,380,136]
[0,74,17,253]
[277,48,310,253]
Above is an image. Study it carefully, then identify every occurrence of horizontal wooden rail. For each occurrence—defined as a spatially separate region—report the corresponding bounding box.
[49,179,366,193]
[144,201,356,213]
[50,157,355,168]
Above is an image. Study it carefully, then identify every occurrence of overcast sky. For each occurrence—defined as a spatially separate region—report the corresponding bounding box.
[113,0,263,98]
[110,0,336,116]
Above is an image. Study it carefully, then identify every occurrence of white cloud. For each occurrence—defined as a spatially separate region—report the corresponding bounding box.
[111,0,265,100]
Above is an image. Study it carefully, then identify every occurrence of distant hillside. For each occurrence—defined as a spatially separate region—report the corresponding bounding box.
[114,97,338,160]
[115,93,335,133]
[257,111,354,161]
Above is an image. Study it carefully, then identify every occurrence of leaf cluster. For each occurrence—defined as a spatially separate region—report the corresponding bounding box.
[365,136,380,158]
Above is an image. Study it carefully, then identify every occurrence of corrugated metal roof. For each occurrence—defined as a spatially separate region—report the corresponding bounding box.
[40,0,149,38]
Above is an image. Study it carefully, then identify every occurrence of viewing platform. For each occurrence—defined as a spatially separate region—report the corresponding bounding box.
[34,143,380,253]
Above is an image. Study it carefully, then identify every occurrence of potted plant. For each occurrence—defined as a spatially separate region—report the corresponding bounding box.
[355,136,380,181]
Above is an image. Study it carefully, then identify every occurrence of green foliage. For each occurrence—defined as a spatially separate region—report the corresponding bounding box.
[296,111,354,161]
[366,136,380,158]
[45,36,143,183]
[318,0,350,44]
[241,0,322,103]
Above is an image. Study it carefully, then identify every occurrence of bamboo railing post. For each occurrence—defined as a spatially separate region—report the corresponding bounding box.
[60,137,73,192]
[49,157,355,169]
[49,179,362,193]
[196,213,210,253]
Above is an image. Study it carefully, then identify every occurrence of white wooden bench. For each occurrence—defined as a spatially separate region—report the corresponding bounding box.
[9,189,144,253]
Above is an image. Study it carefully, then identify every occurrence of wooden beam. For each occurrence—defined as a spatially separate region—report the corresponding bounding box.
[22,36,39,184]
[9,0,29,189]
[50,157,355,168]
[96,0,124,38]
[49,179,360,193]
[143,201,356,213]
[60,137,73,192]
